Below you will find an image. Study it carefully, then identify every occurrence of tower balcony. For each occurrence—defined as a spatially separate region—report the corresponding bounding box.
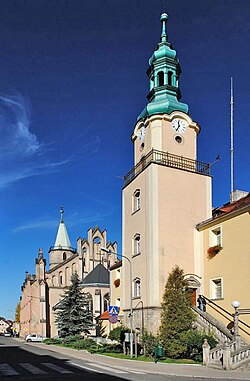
[123,149,210,188]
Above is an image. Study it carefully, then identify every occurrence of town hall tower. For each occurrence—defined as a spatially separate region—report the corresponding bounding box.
[122,14,212,332]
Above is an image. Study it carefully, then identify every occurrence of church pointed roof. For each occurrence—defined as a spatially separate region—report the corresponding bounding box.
[53,207,72,250]
[81,263,109,286]
[138,13,188,121]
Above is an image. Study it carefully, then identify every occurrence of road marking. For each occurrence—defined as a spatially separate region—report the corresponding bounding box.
[19,363,47,375]
[42,362,73,374]
[0,363,20,376]
[69,362,103,373]
[88,362,128,374]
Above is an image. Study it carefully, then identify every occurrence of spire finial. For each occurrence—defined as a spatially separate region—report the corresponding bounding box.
[160,13,168,42]
[38,248,43,258]
[60,206,64,223]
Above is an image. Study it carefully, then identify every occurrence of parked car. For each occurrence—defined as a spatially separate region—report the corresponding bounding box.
[25,334,46,342]
[4,332,11,337]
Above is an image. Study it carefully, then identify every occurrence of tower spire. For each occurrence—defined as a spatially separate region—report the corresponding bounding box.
[54,207,72,249]
[137,13,188,121]
[60,206,64,223]
[160,13,168,43]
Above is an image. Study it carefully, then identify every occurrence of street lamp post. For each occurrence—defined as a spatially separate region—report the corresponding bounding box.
[100,247,134,358]
[231,300,240,350]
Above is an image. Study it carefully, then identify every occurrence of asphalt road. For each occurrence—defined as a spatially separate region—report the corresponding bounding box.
[1,336,250,381]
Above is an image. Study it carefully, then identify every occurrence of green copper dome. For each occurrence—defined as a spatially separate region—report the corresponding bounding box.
[138,13,188,121]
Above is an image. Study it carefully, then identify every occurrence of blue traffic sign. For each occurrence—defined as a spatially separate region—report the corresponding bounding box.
[108,306,119,316]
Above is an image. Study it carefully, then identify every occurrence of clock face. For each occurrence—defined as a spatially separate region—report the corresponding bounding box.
[137,126,146,142]
[171,118,187,133]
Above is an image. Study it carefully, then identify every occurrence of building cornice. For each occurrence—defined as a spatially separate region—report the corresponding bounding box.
[196,205,250,231]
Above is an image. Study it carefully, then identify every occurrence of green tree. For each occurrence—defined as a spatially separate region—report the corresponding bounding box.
[55,272,93,337]
[15,303,20,323]
[158,265,195,358]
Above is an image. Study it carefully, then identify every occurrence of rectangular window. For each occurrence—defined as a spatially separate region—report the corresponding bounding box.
[209,226,222,247]
[210,278,223,299]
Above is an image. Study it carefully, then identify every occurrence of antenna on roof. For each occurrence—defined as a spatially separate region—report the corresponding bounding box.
[210,155,220,167]
[230,77,234,202]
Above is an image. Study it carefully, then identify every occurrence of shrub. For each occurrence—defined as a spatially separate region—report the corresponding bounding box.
[108,325,130,343]
[70,338,96,350]
[88,344,122,354]
[184,330,218,362]
[44,338,62,345]
[141,330,158,357]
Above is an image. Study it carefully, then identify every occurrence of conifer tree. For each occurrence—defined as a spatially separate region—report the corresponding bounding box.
[55,272,93,337]
[15,303,20,323]
[158,265,195,358]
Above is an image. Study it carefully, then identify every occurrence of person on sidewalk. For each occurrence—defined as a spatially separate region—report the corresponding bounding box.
[197,295,204,312]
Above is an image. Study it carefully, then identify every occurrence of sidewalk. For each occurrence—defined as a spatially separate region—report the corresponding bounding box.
[19,339,250,380]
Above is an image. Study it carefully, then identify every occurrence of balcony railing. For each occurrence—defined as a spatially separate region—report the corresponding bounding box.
[124,149,210,187]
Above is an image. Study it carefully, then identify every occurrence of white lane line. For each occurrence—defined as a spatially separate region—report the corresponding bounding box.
[88,362,128,374]
[42,362,73,374]
[0,363,20,376]
[19,363,47,375]
[69,362,103,374]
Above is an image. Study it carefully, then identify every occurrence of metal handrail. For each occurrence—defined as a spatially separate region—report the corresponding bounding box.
[123,149,210,187]
[202,295,250,337]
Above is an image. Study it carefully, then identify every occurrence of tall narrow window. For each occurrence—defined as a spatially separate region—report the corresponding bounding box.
[157,71,164,86]
[168,70,173,85]
[133,234,141,256]
[65,267,69,285]
[210,278,223,299]
[134,278,141,298]
[133,189,141,212]
[209,226,222,247]
[59,271,63,286]
[103,293,109,312]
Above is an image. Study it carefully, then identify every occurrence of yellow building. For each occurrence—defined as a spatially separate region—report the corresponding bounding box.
[197,191,250,341]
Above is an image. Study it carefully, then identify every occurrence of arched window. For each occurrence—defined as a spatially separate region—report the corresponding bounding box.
[168,71,173,85]
[157,71,164,86]
[59,271,63,286]
[134,278,141,298]
[93,237,101,244]
[133,189,141,212]
[103,293,110,312]
[72,263,76,273]
[133,234,141,256]
[65,267,69,285]
[63,252,66,261]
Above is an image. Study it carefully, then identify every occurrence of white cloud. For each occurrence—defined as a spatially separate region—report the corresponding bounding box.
[0,93,97,189]
[13,209,116,233]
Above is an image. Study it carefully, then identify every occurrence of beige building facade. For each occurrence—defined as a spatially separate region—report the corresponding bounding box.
[122,15,212,333]
[197,191,250,341]
[20,208,118,338]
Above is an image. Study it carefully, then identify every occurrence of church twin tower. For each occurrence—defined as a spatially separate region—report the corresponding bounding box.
[122,14,212,331]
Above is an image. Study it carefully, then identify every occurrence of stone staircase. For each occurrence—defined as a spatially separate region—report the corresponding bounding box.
[192,301,250,370]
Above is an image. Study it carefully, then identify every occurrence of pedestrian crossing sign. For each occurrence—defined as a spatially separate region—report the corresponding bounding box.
[108,306,119,316]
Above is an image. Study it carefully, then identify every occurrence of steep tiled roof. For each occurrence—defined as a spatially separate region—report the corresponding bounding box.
[81,263,109,286]
[197,192,250,229]
[98,310,109,320]
[212,193,250,218]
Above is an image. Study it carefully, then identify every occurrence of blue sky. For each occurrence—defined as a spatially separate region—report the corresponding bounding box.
[1,0,249,320]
